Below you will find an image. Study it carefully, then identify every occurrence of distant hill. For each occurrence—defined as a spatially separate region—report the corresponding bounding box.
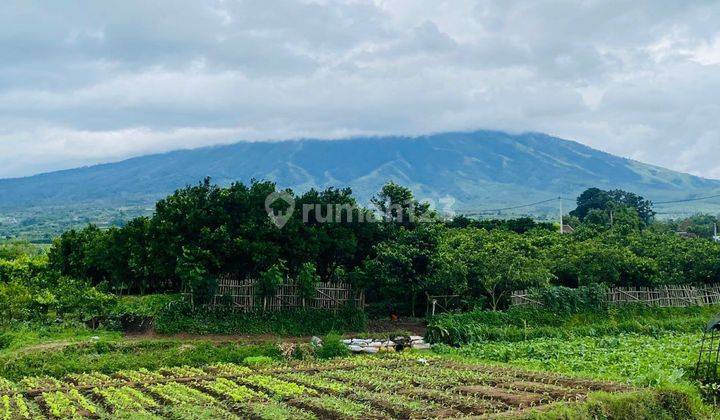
[1,130,720,239]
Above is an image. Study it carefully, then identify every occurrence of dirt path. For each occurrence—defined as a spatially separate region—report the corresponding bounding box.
[123,317,427,342]
[9,317,428,355]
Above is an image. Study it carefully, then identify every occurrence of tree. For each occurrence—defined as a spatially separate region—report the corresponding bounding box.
[257,262,286,310]
[571,188,655,225]
[432,229,553,310]
[478,241,553,310]
[176,246,217,306]
[570,188,612,221]
[0,240,41,260]
[297,262,320,307]
[359,223,441,316]
[371,182,432,226]
[446,216,555,233]
[675,214,719,239]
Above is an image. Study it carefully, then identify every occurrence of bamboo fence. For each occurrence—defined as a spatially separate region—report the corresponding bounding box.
[512,284,720,308]
[212,275,364,312]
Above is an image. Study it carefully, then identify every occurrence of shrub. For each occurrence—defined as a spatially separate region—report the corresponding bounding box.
[257,263,285,308]
[316,333,350,360]
[0,333,12,350]
[155,302,367,336]
[527,284,608,313]
[297,262,319,306]
[108,294,183,332]
[243,356,274,367]
[0,340,281,381]
[426,304,718,346]
[528,389,705,419]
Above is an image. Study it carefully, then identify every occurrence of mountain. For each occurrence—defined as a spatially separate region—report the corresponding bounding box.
[1,130,719,239]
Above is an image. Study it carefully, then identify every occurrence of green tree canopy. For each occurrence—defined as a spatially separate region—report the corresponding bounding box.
[570,188,655,225]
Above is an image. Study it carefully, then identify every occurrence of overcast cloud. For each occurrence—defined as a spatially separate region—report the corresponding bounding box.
[0,0,719,179]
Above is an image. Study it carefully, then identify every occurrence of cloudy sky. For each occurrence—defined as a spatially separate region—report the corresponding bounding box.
[1,0,719,179]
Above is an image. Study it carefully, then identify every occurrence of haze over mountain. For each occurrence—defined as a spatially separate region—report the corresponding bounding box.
[1,131,719,221]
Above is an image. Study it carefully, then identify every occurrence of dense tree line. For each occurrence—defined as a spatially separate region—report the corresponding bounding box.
[40,181,720,313]
[48,179,390,296]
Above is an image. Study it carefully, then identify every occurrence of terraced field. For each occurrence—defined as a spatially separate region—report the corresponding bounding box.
[0,356,632,419]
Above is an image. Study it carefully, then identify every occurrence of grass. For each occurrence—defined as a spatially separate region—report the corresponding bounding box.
[525,388,707,419]
[0,323,121,353]
[430,305,710,388]
[426,304,720,345]
[435,332,700,387]
[429,303,720,416]
[155,304,367,336]
[0,303,716,417]
[0,338,281,381]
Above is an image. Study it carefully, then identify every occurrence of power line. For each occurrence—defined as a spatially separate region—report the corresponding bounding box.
[459,197,560,216]
[453,191,720,219]
[654,193,720,205]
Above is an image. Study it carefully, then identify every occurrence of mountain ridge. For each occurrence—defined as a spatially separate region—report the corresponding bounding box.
[1,130,719,217]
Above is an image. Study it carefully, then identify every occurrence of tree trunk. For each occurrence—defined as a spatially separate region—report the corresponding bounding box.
[411,292,417,317]
[489,293,499,311]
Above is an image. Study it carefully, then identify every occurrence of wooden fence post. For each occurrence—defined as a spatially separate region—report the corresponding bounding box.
[509,283,720,309]
[211,275,360,312]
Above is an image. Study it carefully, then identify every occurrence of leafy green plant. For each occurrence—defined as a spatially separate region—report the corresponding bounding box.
[527,284,608,313]
[240,375,317,399]
[94,386,158,413]
[207,363,252,376]
[155,304,366,336]
[426,304,718,345]
[0,339,280,381]
[205,378,262,402]
[0,378,15,392]
[250,400,316,420]
[297,262,319,307]
[257,263,286,310]
[243,356,274,367]
[42,389,98,418]
[316,333,350,360]
[149,382,217,406]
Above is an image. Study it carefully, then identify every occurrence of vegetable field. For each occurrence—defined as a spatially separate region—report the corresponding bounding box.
[0,356,637,419]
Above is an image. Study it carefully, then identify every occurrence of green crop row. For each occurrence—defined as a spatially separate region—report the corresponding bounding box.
[0,354,712,419]
[239,375,317,399]
[41,388,98,418]
[435,332,700,388]
[0,394,31,419]
[427,304,718,345]
[93,386,159,413]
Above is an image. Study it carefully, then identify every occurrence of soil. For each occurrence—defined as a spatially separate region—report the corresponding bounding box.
[122,317,427,342]
[12,317,428,357]
[458,385,547,407]
[122,332,317,344]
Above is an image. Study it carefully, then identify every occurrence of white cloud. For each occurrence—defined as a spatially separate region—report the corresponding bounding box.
[0,0,719,179]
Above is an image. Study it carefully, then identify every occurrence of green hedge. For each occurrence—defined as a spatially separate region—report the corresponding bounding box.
[155,301,367,336]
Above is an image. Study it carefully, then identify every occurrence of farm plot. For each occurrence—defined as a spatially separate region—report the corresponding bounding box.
[0,356,633,419]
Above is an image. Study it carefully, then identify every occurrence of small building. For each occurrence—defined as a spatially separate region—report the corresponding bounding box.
[561,224,575,234]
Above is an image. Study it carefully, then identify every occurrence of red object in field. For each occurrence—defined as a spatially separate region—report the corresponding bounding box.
[391,314,399,322]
